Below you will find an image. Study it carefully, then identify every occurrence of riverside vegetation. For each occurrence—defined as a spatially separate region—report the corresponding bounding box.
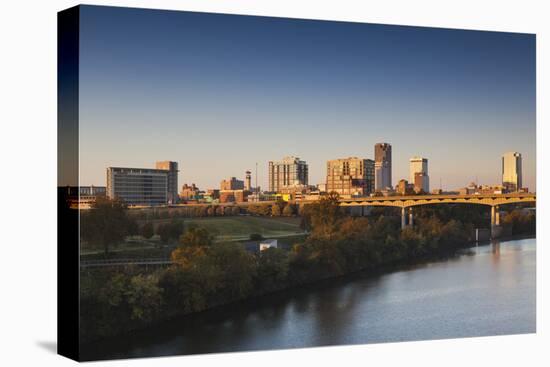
[79,194,535,342]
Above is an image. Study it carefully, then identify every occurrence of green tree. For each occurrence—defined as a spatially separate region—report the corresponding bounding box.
[205,242,256,301]
[140,222,154,239]
[249,233,264,241]
[126,217,139,236]
[256,247,289,292]
[168,218,184,241]
[80,197,129,254]
[156,224,171,243]
[125,274,163,321]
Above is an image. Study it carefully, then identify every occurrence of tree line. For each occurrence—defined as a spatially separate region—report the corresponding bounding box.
[127,200,297,221]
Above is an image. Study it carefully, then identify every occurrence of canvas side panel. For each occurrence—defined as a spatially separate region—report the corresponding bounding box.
[57,5,80,361]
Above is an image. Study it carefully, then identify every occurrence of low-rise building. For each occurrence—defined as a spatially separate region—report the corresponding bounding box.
[220,177,244,191]
[396,179,415,196]
[180,183,201,201]
[220,189,248,203]
[413,172,429,194]
[64,185,106,209]
[259,239,278,251]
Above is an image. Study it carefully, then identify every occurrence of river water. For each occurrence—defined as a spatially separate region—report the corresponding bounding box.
[82,238,536,360]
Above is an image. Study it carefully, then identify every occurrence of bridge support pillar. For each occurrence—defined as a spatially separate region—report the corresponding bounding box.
[401,207,406,229]
[491,205,502,239]
[408,207,414,227]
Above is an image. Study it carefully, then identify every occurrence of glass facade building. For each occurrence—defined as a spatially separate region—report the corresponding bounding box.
[502,152,522,192]
[106,167,168,206]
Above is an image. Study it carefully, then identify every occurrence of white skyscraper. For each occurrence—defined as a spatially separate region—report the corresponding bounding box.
[409,157,429,193]
[502,152,522,192]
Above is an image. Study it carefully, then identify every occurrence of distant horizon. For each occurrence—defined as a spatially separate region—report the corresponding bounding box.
[76,5,536,191]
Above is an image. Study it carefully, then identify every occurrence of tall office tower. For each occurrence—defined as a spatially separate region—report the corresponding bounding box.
[409,156,429,193]
[268,156,308,193]
[374,143,392,190]
[502,152,522,192]
[106,167,168,206]
[326,157,375,197]
[156,161,179,204]
[245,170,252,191]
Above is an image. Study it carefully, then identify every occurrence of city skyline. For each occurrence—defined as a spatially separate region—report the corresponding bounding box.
[77,6,536,191]
[97,147,530,194]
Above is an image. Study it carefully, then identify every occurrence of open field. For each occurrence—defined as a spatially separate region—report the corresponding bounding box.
[185,216,304,241]
[81,216,306,259]
[136,215,304,242]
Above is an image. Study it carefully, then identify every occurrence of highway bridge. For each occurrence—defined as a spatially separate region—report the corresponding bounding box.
[334,192,536,230]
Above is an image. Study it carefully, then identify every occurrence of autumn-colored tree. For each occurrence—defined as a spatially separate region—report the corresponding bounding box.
[309,192,342,240]
[171,245,207,269]
[180,226,214,248]
[282,204,295,216]
[271,204,281,216]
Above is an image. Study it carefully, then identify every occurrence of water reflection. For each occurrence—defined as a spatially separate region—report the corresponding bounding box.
[81,238,536,360]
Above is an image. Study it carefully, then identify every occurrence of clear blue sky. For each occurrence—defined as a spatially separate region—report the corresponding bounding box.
[78,5,536,191]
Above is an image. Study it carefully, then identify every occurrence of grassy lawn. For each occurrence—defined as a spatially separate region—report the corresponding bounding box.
[185,216,304,242]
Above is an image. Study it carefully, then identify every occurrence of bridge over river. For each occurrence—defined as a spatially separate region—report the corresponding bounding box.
[332,192,536,233]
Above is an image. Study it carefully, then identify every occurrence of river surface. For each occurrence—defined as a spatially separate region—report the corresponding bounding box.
[82,238,536,361]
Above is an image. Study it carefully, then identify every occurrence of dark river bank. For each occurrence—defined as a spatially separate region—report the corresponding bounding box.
[81,238,536,361]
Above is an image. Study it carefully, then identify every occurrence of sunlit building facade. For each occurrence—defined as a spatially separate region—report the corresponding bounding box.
[409,156,429,193]
[268,156,308,193]
[220,177,245,191]
[326,157,374,197]
[502,152,522,192]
